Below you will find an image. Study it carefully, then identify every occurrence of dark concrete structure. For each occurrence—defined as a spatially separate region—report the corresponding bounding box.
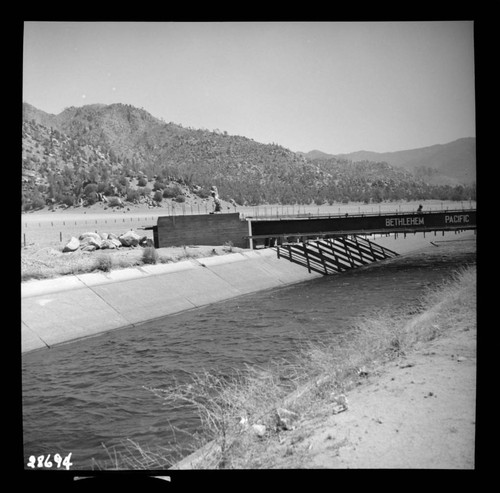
[151,213,249,249]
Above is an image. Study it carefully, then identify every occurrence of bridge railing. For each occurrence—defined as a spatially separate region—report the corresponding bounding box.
[241,202,476,221]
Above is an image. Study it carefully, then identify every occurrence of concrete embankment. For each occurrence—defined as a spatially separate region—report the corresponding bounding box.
[21,249,322,354]
[21,231,475,355]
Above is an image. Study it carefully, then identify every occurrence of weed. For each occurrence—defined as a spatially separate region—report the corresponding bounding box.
[142,246,159,265]
[95,253,113,272]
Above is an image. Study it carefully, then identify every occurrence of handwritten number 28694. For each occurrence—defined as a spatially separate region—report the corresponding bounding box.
[27,453,73,470]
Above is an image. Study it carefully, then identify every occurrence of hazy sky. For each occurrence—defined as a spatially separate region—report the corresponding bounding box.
[23,21,475,154]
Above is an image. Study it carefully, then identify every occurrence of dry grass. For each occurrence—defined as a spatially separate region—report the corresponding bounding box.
[107,264,476,470]
[20,244,241,282]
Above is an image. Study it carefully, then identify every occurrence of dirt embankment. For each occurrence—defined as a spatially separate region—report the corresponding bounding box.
[171,264,476,470]
[267,325,476,469]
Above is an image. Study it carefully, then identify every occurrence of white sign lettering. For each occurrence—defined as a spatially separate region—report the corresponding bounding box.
[385,217,424,227]
[445,214,469,224]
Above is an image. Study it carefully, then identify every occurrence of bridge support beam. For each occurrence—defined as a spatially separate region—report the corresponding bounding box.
[275,235,399,275]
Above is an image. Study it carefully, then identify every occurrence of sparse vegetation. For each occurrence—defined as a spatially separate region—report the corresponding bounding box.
[141,246,159,265]
[95,253,113,272]
[128,265,475,470]
[21,244,244,282]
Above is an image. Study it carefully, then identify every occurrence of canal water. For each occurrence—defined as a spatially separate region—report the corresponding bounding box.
[21,236,476,469]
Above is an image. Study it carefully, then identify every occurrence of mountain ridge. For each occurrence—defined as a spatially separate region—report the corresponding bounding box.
[22,102,476,211]
[301,137,476,185]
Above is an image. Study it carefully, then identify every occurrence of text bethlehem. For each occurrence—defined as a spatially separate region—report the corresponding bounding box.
[385,216,425,227]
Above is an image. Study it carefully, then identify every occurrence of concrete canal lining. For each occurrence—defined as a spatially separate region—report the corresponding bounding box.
[21,249,322,354]
[21,231,475,354]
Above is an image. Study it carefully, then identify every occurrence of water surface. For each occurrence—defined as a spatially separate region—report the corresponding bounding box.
[22,237,476,469]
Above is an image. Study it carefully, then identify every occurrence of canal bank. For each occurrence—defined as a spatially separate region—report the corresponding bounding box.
[21,230,475,354]
[171,263,477,470]
[21,248,322,354]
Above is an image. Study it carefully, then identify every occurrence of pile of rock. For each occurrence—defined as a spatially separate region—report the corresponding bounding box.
[63,230,153,253]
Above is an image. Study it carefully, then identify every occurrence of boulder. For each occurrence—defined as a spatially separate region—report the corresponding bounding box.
[79,232,102,242]
[63,236,80,253]
[119,230,142,247]
[84,238,102,249]
[99,232,109,240]
[110,238,122,248]
[251,424,266,438]
[100,239,117,249]
[81,244,97,252]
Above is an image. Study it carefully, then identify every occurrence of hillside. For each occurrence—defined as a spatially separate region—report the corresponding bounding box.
[22,102,476,212]
[305,138,476,186]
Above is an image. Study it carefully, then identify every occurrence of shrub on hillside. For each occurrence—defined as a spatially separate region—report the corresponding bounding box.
[163,184,183,198]
[153,190,163,202]
[153,180,165,191]
[24,196,46,211]
[61,194,75,207]
[108,196,122,208]
[174,194,186,203]
[138,186,152,197]
[126,189,140,203]
[194,187,210,199]
[86,191,98,205]
[83,183,98,197]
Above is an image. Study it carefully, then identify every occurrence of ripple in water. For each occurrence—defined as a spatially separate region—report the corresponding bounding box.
[22,239,476,468]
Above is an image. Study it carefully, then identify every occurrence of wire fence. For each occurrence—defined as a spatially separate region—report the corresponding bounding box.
[22,215,159,248]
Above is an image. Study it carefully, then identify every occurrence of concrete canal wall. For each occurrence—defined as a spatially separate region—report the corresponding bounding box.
[21,249,322,354]
[21,230,475,354]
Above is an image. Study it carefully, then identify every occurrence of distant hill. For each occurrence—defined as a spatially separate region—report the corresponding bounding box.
[302,138,476,186]
[22,102,476,211]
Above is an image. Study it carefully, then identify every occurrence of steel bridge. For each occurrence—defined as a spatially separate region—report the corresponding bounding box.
[246,208,476,275]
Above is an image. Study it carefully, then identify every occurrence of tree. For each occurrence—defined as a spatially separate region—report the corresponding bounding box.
[163,184,183,198]
[126,189,140,203]
[85,191,98,205]
[153,180,165,191]
[83,183,98,197]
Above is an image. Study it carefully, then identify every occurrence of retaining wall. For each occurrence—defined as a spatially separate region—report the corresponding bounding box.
[155,213,249,249]
[21,249,321,354]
